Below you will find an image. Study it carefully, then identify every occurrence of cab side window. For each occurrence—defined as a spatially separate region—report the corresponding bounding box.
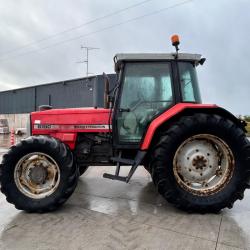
[117,62,173,143]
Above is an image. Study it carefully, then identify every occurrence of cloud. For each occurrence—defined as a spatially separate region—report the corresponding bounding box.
[0,0,249,114]
[0,80,21,91]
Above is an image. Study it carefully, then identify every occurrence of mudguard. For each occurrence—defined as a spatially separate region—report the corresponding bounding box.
[140,103,244,150]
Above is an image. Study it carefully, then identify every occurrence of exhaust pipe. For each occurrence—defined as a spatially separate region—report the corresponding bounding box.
[103,73,110,109]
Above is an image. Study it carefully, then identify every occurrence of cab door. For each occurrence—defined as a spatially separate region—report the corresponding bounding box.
[114,61,174,147]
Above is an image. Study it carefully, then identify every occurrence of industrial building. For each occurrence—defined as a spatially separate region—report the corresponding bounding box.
[0,74,116,130]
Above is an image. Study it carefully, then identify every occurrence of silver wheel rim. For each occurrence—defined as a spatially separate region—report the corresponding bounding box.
[14,152,60,199]
[173,134,235,196]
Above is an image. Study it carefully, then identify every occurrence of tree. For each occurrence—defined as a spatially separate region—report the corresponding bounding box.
[244,115,250,122]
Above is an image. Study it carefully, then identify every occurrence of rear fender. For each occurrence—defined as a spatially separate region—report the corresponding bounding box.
[140,103,245,150]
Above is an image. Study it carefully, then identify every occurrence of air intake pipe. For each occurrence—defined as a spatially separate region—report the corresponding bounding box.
[103,73,110,109]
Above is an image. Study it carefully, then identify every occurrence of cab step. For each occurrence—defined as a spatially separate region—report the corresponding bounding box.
[103,173,127,182]
[103,151,147,183]
[110,157,135,165]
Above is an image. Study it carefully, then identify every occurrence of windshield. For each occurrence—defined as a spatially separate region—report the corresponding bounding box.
[178,62,201,103]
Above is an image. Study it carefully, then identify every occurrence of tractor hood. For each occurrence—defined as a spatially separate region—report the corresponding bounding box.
[31,107,111,134]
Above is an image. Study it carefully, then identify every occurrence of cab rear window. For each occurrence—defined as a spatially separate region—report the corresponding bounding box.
[178,62,201,103]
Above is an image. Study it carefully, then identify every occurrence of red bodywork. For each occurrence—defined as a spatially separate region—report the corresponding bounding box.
[31,103,217,150]
[32,108,111,149]
[141,103,217,150]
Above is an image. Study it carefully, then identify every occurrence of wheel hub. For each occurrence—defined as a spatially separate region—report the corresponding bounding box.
[29,164,47,185]
[176,139,219,183]
[173,134,234,196]
[192,155,207,170]
[14,152,60,199]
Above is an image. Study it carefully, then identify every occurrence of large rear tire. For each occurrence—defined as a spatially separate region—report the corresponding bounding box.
[0,136,78,212]
[150,113,250,213]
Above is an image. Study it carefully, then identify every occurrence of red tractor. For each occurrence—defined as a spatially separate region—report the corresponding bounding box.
[1,36,250,213]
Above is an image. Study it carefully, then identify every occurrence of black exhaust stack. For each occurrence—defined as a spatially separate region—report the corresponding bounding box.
[103,73,110,109]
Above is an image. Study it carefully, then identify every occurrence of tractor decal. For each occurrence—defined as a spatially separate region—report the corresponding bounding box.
[34,124,111,130]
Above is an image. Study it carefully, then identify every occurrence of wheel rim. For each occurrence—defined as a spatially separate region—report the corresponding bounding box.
[173,134,235,196]
[14,152,60,199]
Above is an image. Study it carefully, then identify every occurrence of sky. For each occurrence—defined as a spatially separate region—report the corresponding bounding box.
[0,0,249,115]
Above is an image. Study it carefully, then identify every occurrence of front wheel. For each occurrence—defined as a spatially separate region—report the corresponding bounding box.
[150,113,250,213]
[0,136,78,212]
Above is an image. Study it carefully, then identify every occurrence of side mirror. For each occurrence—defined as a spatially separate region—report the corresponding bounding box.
[103,72,110,109]
[199,58,206,65]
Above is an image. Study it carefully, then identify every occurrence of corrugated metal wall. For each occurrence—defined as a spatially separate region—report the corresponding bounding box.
[0,74,116,114]
[0,87,35,114]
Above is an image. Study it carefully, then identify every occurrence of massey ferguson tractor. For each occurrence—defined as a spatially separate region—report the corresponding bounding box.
[1,35,250,213]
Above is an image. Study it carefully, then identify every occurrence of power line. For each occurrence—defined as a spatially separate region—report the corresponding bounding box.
[76,46,100,76]
[0,0,153,58]
[0,0,193,63]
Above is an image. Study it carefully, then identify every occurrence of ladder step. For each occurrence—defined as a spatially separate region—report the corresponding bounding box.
[103,173,127,182]
[111,157,135,165]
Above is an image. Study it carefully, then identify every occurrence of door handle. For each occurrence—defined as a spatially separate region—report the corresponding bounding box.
[119,108,130,112]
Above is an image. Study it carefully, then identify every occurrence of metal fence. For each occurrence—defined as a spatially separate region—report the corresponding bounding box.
[0,74,116,114]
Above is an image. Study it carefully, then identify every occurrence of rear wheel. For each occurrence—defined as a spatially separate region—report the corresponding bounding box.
[0,136,78,212]
[150,113,250,213]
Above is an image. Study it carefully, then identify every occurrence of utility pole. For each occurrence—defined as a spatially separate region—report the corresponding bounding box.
[77,46,99,77]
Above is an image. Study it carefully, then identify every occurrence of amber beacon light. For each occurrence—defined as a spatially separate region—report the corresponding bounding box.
[171,34,180,46]
[171,34,180,54]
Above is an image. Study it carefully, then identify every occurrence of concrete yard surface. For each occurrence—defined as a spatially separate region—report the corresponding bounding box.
[0,148,250,250]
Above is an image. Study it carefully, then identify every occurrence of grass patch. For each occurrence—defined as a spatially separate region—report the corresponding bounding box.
[246,122,250,136]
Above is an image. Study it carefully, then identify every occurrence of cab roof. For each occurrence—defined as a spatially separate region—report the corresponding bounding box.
[115,53,201,62]
[114,53,202,71]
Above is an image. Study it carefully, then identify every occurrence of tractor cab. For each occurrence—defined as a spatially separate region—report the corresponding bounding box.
[112,52,204,147]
